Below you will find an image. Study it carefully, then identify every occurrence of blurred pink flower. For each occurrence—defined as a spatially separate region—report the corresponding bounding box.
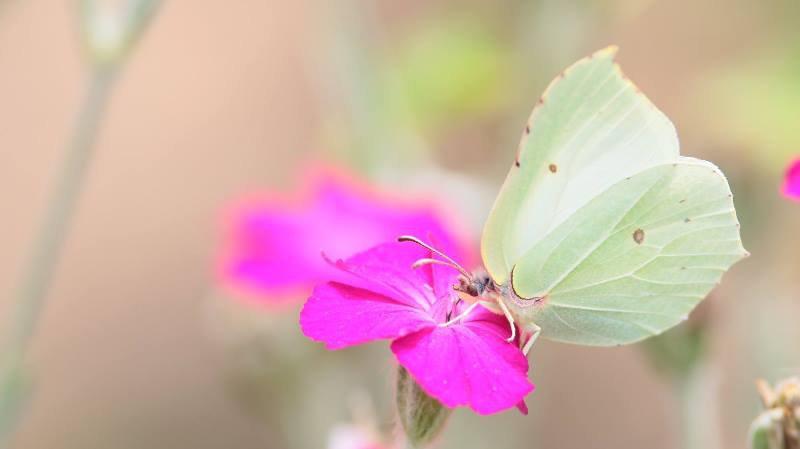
[217,167,472,305]
[327,425,390,449]
[783,157,800,201]
[300,241,534,415]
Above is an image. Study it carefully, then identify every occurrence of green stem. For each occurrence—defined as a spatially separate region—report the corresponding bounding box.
[676,363,723,449]
[0,66,117,448]
[13,67,115,355]
[0,2,164,444]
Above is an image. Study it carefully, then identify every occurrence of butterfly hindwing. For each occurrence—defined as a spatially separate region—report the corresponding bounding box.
[507,158,746,345]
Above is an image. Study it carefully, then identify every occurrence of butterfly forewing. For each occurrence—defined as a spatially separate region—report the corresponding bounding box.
[481,46,679,286]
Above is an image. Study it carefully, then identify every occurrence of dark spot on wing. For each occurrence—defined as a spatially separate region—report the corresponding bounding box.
[548,163,558,173]
[684,218,691,223]
[679,199,686,203]
[633,228,645,244]
[525,125,530,135]
[515,160,521,167]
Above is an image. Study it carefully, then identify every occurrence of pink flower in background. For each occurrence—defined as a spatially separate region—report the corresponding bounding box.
[300,241,534,415]
[328,425,390,449]
[217,167,472,304]
[783,157,800,201]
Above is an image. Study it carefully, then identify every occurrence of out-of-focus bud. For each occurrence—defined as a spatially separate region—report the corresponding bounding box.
[750,409,786,449]
[749,378,800,449]
[79,0,161,67]
[396,367,451,448]
[327,424,388,449]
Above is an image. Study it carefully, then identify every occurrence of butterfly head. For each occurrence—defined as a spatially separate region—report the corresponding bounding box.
[453,268,495,298]
[397,235,497,296]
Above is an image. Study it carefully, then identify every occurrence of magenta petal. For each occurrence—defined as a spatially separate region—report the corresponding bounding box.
[782,158,800,201]
[300,282,434,350]
[300,242,463,349]
[326,242,444,311]
[391,311,534,415]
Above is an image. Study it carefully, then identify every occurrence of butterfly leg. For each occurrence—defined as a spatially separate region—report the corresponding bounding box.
[495,297,516,343]
[439,301,481,327]
[520,323,541,356]
[476,299,502,315]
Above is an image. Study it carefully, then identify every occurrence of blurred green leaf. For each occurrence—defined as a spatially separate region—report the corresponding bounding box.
[700,44,800,170]
[382,17,511,136]
[639,303,709,381]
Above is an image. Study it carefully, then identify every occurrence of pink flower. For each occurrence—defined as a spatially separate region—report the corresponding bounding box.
[299,241,534,415]
[217,167,472,305]
[327,424,390,449]
[783,157,800,201]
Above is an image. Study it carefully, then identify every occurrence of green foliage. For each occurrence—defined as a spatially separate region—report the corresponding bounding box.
[382,17,511,135]
[700,45,800,170]
[639,321,706,380]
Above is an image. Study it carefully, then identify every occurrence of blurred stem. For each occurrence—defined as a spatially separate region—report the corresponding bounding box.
[0,2,164,445]
[11,66,116,362]
[325,1,387,173]
[0,65,117,448]
[676,362,723,449]
[322,1,429,176]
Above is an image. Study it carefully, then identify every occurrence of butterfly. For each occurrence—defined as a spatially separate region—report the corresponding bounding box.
[400,46,748,354]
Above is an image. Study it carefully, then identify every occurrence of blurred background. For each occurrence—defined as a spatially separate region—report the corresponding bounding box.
[0,0,799,448]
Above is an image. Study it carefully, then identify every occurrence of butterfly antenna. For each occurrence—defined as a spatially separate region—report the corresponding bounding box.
[411,258,472,278]
[397,235,472,279]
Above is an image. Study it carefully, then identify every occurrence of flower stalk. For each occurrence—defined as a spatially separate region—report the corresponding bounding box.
[0,61,117,449]
[0,1,162,446]
[675,363,723,449]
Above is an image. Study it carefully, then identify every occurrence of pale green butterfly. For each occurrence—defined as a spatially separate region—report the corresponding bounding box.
[400,46,748,354]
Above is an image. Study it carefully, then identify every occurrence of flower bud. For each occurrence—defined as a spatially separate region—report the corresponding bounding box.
[396,367,451,448]
[750,378,800,449]
[749,409,785,449]
[79,0,161,67]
